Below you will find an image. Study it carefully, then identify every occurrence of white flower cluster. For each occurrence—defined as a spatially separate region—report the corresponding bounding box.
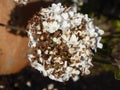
[27,3,104,82]
[14,0,31,5]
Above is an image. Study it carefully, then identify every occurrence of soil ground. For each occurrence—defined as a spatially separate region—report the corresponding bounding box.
[0,66,120,90]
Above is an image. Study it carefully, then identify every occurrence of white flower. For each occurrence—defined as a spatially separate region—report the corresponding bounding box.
[72,76,79,81]
[31,61,47,76]
[95,27,104,35]
[43,21,60,33]
[69,34,79,45]
[54,15,62,22]
[27,30,36,48]
[37,49,41,55]
[97,37,103,49]
[62,34,70,42]
[51,3,62,13]
[28,54,35,62]
[61,13,69,20]
[27,3,104,82]
[69,48,76,54]
[69,11,75,17]
[61,21,71,31]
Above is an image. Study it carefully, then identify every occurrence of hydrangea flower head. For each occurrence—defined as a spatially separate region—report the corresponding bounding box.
[27,3,104,82]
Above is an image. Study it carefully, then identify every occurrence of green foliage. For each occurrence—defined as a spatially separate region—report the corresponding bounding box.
[115,70,120,80]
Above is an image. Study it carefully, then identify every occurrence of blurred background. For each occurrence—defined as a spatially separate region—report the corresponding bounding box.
[0,0,120,90]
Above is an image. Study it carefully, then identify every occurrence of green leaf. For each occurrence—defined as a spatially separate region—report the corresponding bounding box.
[115,70,120,80]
